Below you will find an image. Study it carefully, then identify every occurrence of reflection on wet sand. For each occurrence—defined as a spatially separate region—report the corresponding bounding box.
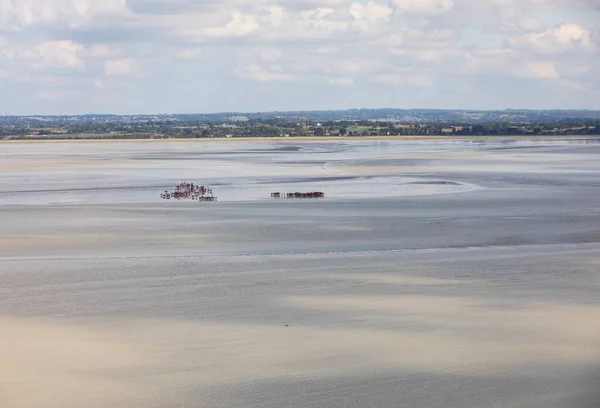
[0,317,149,408]
[2,291,599,408]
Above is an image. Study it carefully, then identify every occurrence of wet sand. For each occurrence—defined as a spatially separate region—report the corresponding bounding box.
[1,139,600,407]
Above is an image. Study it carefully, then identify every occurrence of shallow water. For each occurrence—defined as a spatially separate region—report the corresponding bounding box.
[0,139,552,204]
[1,138,600,408]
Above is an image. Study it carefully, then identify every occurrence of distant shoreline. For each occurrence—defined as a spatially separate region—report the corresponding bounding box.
[2,134,599,144]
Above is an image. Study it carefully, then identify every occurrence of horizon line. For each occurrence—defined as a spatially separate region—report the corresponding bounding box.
[2,108,600,117]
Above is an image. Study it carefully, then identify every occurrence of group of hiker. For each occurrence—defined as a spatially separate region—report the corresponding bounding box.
[160,182,217,201]
[270,192,325,198]
[160,183,326,202]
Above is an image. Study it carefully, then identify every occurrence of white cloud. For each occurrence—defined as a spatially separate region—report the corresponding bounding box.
[234,64,294,82]
[462,48,518,73]
[36,89,78,100]
[556,79,585,92]
[33,40,84,70]
[383,28,457,49]
[0,0,130,29]
[517,17,545,32]
[311,46,339,54]
[328,76,354,86]
[515,61,560,79]
[12,73,70,85]
[336,59,387,75]
[175,48,203,60]
[509,23,595,54]
[393,0,455,14]
[181,10,259,40]
[373,74,404,86]
[92,77,105,88]
[559,63,590,77]
[408,74,434,87]
[259,47,282,61]
[0,35,14,58]
[88,44,117,58]
[261,5,285,27]
[415,50,444,61]
[349,2,392,23]
[553,24,594,47]
[300,7,335,20]
[393,48,460,61]
[282,0,348,8]
[104,58,137,76]
[290,56,390,76]
[374,74,433,87]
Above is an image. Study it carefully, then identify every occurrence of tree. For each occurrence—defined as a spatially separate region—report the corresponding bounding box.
[314,126,326,136]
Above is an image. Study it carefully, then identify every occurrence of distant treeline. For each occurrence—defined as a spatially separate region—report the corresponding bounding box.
[1,114,600,140]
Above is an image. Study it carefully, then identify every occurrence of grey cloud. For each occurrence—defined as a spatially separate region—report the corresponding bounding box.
[53,26,170,46]
[126,0,216,15]
[576,0,600,9]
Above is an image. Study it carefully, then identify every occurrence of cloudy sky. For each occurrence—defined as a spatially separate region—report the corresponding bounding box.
[0,0,599,114]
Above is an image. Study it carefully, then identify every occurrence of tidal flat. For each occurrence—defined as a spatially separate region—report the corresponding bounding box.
[1,138,600,408]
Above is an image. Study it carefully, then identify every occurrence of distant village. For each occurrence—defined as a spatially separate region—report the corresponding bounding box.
[1,109,599,140]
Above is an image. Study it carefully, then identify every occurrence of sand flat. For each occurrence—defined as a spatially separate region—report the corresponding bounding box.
[1,138,600,407]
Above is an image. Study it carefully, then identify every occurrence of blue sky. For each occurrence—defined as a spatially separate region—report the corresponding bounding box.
[0,0,598,114]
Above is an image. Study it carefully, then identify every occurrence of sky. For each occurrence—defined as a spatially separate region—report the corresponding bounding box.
[0,0,599,115]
